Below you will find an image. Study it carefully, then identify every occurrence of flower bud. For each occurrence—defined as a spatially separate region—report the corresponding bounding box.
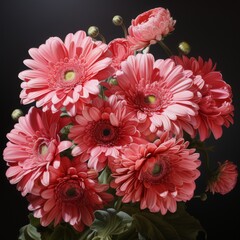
[11,109,23,121]
[178,41,191,55]
[200,193,208,201]
[112,15,123,26]
[87,26,99,38]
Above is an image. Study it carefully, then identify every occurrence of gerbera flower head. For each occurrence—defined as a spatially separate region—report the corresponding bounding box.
[127,7,176,51]
[206,160,238,195]
[105,53,200,137]
[110,132,201,214]
[3,107,72,196]
[27,157,113,232]
[108,38,134,73]
[69,96,145,171]
[19,30,114,116]
[174,56,234,141]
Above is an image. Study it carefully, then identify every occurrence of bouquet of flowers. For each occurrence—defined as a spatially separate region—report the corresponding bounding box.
[2,5,238,240]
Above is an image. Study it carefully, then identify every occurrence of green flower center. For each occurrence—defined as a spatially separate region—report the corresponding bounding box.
[64,70,76,81]
[39,144,48,156]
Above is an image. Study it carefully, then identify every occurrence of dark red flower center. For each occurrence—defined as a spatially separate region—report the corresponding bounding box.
[140,155,170,184]
[57,180,83,203]
[92,120,119,145]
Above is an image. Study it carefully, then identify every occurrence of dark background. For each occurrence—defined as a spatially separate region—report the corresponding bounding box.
[1,0,239,239]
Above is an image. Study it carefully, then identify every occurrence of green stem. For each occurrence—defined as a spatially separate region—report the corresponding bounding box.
[99,33,106,43]
[121,22,128,37]
[78,228,93,240]
[203,150,210,174]
[158,40,174,57]
[114,197,123,211]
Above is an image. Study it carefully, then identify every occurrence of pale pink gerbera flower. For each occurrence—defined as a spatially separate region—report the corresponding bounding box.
[3,107,72,196]
[206,160,238,195]
[108,38,134,72]
[69,96,145,171]
[174,56,234,141]
[127,7,176,51]
[27,157,113,232]
[110,132,200,214]
[19,30,113,116]
[105,53,199,137]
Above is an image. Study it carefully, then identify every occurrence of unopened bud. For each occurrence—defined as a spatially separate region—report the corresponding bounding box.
[87,26,99,38]
[200,193,207,201]
[112,15,123,26]
[178,41,191,55]
[11,109,23,121]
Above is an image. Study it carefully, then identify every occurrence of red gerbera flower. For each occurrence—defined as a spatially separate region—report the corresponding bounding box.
[27,157,113,232]
[174,56,234,141]
[110,132,200,214]
[69,96,145,171]
[207,160,238,195]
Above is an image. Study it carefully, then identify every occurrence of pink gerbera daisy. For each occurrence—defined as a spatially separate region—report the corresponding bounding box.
[127,7,176,51]
[104,53,200,137]
[110,132,200,214]
[19,30,114,116]
[27,157,113,232]
[206,160,238,195]
[68,96,145,171]
[3,107,72,196]
[174,56,234,141]
[108,38,134,72]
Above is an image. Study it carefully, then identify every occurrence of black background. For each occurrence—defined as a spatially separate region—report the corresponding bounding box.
[1,0,239,239]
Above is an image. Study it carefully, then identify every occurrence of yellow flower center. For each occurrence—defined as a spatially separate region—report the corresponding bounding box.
[144,95,156,104]
[64,70,75,81]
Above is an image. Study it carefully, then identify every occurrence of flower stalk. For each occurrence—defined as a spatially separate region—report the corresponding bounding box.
[158,40,174,57]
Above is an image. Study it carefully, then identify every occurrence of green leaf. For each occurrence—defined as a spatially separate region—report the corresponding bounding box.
[27,225,41,239]
[18,225,28,240]
[164,203,206,240]
[121,202,206,240]
[49,224,81,240]
[28,213,41,228]
[18,224,41,240]
[19,214,82,240]
[90,208,132,239]
[133,214,167,240]
[49,225,65,240]
[98,167,112,184]
[114,224,138,240]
